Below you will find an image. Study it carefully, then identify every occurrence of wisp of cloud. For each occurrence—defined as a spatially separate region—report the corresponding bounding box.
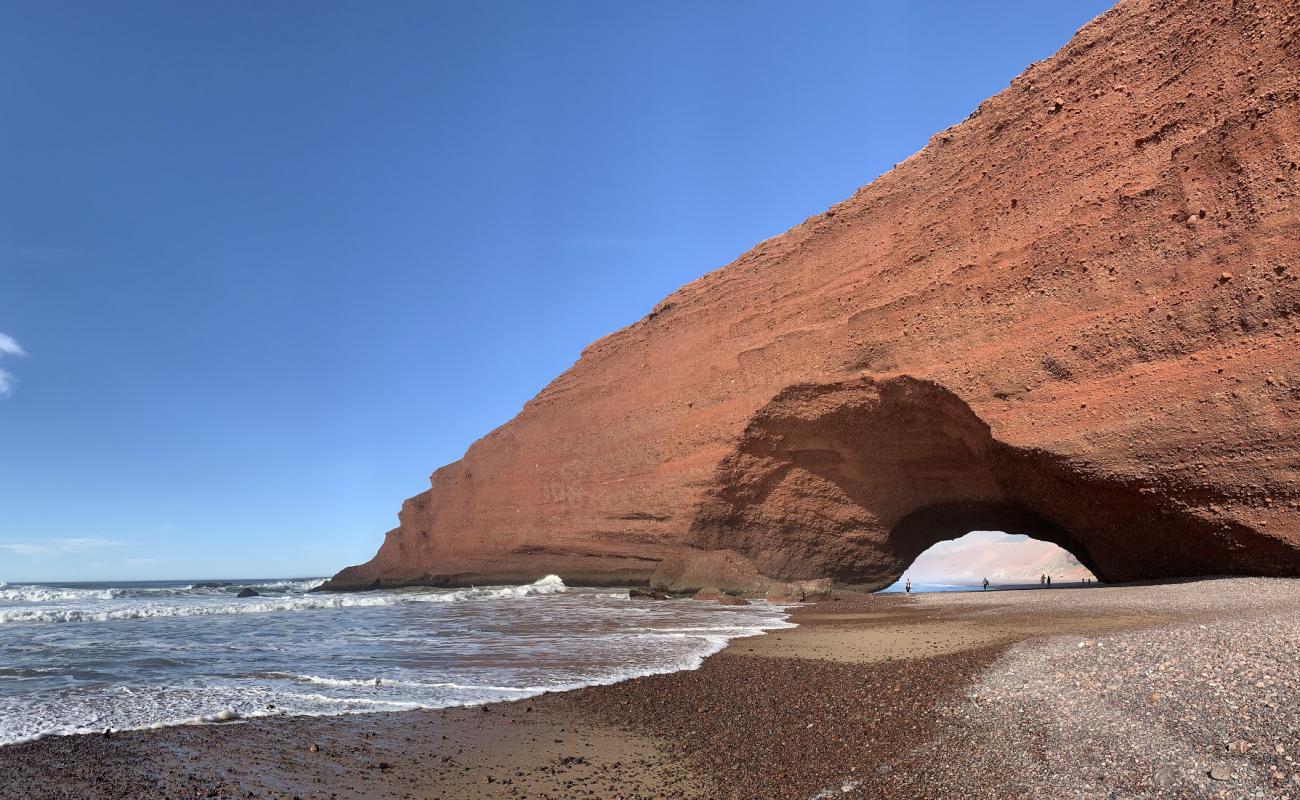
[0,331,26,396]
[0,332,24,357]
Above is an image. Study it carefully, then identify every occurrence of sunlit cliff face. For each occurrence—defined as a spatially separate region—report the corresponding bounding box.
[903,531,1096,584]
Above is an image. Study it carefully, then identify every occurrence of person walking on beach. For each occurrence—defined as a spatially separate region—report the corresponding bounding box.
[1046,575,1051,587]
[982,577,990,591]
[1040,574,1046,587]
[904,578,912,594]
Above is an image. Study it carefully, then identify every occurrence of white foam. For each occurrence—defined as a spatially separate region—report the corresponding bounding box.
[0,593,396,625]
[0,579,796,747]
[406,574,568,603]
[0,618,792,746]
[0,585,117,603]
[265,672,546,693]
[0,575,568,626]
[245,578,326,593]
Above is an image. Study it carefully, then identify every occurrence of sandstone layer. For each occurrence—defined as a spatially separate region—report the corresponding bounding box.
[324,0,1300,593]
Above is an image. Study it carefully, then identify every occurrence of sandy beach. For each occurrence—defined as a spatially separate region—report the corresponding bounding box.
[4,578,1299,800]
[7,1,1299,799]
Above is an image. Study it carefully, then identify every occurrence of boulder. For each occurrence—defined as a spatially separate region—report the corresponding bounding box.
[765,585,806,603]
[715,595,751,606]
[692,587,750,605]
[796,579,833,600]
[628,588,669,600]
[650,550,788,596]
[236,588,259,598]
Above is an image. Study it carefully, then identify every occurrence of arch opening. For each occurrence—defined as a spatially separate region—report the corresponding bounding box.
[885,500,1102,585]
[881,529,1098,593]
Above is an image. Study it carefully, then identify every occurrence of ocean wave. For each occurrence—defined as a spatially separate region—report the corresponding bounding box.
[404,574,568,603]
[0,585,118,603]
[246,578,325,593]
[0,594,396,625]
[0,575,569,625]
[0,588,795,746]
[632,625,776,634]
[0,636,780,745]
[0,579,326,606]
[262,672,538,693]
[0,667,65,679]
[279,693,430,709]
[108,579,325,598]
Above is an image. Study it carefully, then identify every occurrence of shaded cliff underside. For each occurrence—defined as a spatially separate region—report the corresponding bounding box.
[324,0,1300,593]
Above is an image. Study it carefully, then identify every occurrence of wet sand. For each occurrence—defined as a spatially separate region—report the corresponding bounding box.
[3,578,1298,799]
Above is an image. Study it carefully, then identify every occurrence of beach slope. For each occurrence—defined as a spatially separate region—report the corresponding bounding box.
[5,578,1300,799]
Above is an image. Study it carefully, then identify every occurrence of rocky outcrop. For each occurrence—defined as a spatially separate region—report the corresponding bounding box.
[323,0,1300,593]
[628,588,670,601]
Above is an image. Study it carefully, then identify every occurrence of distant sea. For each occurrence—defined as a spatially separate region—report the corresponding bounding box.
[878,580,1098,593]
[878,581,977,593]
[0,576,793,746]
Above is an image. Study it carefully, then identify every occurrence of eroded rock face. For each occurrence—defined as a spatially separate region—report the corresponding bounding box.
[323,0,1300,593]
[691,376,1300,586]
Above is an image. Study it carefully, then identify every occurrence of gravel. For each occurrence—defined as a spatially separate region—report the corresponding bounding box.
[912,577,1300,619]
[858,578,1300,799]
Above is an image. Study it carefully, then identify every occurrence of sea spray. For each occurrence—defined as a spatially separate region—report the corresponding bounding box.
[0,575,564,625]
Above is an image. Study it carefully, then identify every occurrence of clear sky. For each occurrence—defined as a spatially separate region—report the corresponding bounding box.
[0,0,1113,582]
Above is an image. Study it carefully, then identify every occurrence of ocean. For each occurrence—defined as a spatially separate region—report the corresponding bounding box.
[0,576,794,746]
[877,581,978,593]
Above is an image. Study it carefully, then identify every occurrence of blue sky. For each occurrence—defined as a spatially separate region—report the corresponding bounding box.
[0,0,1112,582]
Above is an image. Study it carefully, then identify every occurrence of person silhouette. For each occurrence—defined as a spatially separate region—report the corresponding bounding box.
[1046,575,1051,587]
[904,578,912,594]
[982,577,990,591]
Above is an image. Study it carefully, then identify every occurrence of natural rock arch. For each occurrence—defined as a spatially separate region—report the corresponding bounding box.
[688,375,1297,590]
[322,1,1300,595]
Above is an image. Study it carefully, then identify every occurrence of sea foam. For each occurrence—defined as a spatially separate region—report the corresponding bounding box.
[0,575,566,625]
[0,578,793,746]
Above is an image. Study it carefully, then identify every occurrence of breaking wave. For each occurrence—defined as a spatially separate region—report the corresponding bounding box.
[0,578,794,746]
[0,578,326,606]
[262,672,533,692]
[0,585,118,603]
[408,574,568,602]
[0,575,568,625]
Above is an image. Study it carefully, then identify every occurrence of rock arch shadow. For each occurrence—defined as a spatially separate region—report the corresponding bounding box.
[688,375,1299,589]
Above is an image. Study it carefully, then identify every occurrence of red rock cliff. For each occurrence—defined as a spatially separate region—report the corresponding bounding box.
[324,0,1300,592]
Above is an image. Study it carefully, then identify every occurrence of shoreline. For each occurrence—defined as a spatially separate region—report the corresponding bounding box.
[0,614,793,750]
[4,577,1300,799]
